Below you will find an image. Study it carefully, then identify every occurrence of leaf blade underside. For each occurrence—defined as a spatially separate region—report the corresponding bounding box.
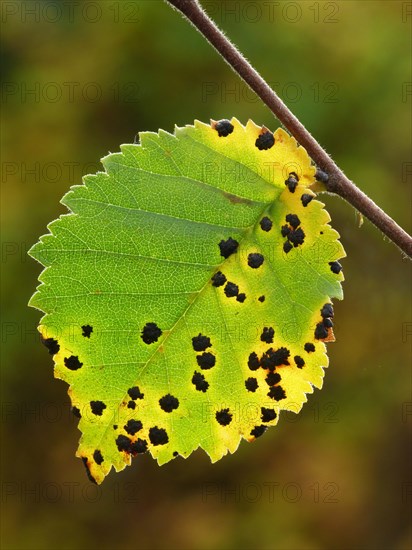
[29,119,345,484]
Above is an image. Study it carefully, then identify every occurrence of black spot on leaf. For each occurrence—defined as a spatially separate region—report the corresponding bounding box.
[288,228,305,247]
[265,372,281,386]
[250,425,267,438]
[261,407,277,423]
[214,119,234,137]
[248,352,260,370]
[283,241,293,254]
[261,327,274,344]
[315,168,329,183]
[260,217,273,232]
[236,293,246,303]
[281,224,291,238]
[245,377,258,392]
[268,385,286,401]
[255,130,275,150]
[71,406,81,418]
[323,318,333,328]
[116,435,132,453]
[149,426,169,446]
[197,352,216,370]
[90,401,106,416]
[125,419,143,436]
[141,322,162,345]
[294,355,305,368]
[216,409,232,426]
[315,322,328,340]
[211,271,227,287]
[304,343,315,353]
[301,193,313,207]
[329,261,342,274]
[132,439,148,454]
[261,347,290,370]
[224,282,239,298]
[248,253,264,269]
[192,371,209,392]
[285,214,300,229]
[219,237,239,259]
[41,337,59,355]
[128,386,144,400]
[159,394,179,412]
[258,295,265,303]
[64,356,83,371]
[93,450,104,465]
[192,333,211,352]
[127,401,136,410]
[321,303,334,319]
[285,173,299,193]
[82,325,93,338]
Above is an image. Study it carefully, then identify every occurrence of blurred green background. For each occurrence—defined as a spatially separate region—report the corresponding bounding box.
[1,1,411,549]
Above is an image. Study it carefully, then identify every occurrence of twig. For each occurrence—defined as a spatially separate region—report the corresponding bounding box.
[165,0,412,258]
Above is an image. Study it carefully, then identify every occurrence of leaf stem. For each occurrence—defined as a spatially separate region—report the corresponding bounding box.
[165,0,412,258]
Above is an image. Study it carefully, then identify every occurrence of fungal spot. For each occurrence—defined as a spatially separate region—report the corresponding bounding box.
[197,352,216,370]
[248,352,260,371]
[211,271,227,287]
[281,225,291,238]
[141,322,162,345]
[127,401,136,410]
[64,355,83,371]
[71,406,81,418]
[128,386,144,400]
[124,419,143,436]
[81,457,97,484]
[173,451,179,457]
[261,347,290,370]
[258,295,265,303]
[265,372,281,386]
[224,282,239,298]
[260,217,273,232]
[245,377,258,392]
[132,439,148,454]
[285,214,300,229]
[323,318,333,328]
[304,342,315,353]
[283,241,293,254]
[260,327,274,344]
[90,400,106,416]
[315,322,328,340]
[149,426,169,446]
[215,408,232,426]
[116,434,132,453]
[41,337,59,355]
[288,227,305,247]
[301,193,313,207]
[248,253,264,269]
[255,130,275,150]
[250,425,267,438]
[268,385,286,401]
[321,303,334,319]
[82,325,93,338]
[192,333,211,352]
[159,394,179,412]
[214,119,234,137]
[315,168,329,183]
[285,173,299,193]
[113,425,118,430]
[261,407,277,423]
[219,237,239,259]
[236,293,246,303]
[192,371,209,392]
[294,355,305,368]
[329,261,342,274]
[93,450,104,465]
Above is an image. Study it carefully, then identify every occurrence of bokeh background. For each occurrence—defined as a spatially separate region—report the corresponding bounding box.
[2,1,411,549]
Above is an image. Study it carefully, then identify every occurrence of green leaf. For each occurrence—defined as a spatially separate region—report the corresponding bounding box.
[29,118,345,484]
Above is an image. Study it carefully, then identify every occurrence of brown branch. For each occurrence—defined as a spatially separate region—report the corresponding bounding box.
[165,0,412,258]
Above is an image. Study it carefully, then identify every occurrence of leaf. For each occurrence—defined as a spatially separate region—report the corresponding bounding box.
[29,118,345,484]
